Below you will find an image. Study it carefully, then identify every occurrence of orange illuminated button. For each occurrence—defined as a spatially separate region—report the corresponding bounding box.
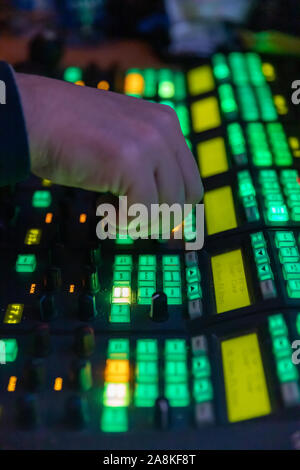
[104,359,130,383]
[124,73,145,95]
[97,80,110,90]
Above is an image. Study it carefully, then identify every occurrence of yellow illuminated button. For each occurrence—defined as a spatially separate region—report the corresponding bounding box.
[54,377,63,391]
[222,333,271,423]
[211,249,250,314]
[204,186,237,235]
[262,62,276,82]
[104,359,130,383]
[97,80,110,90]
[24,228,42,245]
[197,137,228,178]
[124,73,145,96]
[187,66,215,96]
[4,304,24,324]
[7,376,17,392]
[75,80,85,86]
[191,97,221,133]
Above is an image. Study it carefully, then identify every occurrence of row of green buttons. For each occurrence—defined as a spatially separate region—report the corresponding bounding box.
[135,339,159,407]
[162,255,182,305]
[126,68,186,101]
[268,314,299,383]
[159,100,190,137]
[164,339,189,407]
[138,255,157,305]
[218,83,238,117]
[247,123,273,166]
[238,170,260,222]
[275,232,300,299]
[192,343,213,404]
[259,170,290,223]
[251,232,274,281]
[280,170,300,222]
[227,122,248,165]
[213,52,266,86]
[185,254,202,301]
[267,123,293,166]
[110,255,133,322]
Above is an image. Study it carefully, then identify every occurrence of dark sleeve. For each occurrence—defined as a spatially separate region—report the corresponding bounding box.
[0,61,30,186]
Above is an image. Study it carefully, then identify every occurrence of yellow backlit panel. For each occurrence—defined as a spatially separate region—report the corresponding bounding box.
[191,97,221,133]
[204,186,237,235]
[124,73,144,95]
[4,304,24,324]
[222,333,271,423]
[211,249,251,314]
[187,66,215,96]
[197,137,228,178]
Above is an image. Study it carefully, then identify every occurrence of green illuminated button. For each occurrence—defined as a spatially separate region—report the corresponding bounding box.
[114,255,132,270]
[264,193,285,207]
[267,206,289,222]
[32,190,52,208]
[0,338,18,362]
[165,383,190,407]
[138,287,156,305]
[162,255,180,270]
[279,247,300,263]
[158,80,175,99]
[192,356,211,378]
[101,407,128,432]
[165,361,188,383]
[176,104,190,136]
[268,314,288,337]
[282,263,300,280]
[16,254,36,273]
[280,169,299,183]
[163,270,181,287]
[287,280,300,298]
[259,169,277,182]
[134,383,158,407]
[136,361,158,383]
[109,304,130,323]
[174,71,186,100]
[107,339,129,359]
[138,271,156,287]
[291,206,300,222]
[212,53,230,81]
[115,233,134,245]
[186,266,201,284]
[193,378,213,403]
[272,336,291,358]
[163,286,182,305]
[287,194,300,208]
[113,271,131,285]
[136,339,158,361]
[261,181,281,193]
[275,231,295,248]
[64,66,82,83]
[139,255,156,270]
[218,83,238,116]
[239,181,255,198]
[283,182,300,195]
[251,232,265,249]
[276,358,299,383]
[257,263,273,281]
[254,247,269,265]
[165,339,186,359]
[187,282,202,300]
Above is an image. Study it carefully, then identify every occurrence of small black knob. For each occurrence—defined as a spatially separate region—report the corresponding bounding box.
[65,395,89,429]
[155,397,170,430]
[26,358,46,391]
[33,324,51,357]
[43,266,62,291]
[82,265,100,294]
[39,293,59,321]
[150,292,168,322]
[74,326,95,358]
[17,394,39,428]
[70,359,93,391]
[78,293,98,321]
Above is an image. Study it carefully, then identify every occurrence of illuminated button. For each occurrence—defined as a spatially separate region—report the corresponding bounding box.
[175,104,190,136]
[112,286,131,304]
[24,228,42,245]
[212,53,230,81]
[136,361,158,383]
[134,383,158,407]
[229,52,248,85]
[4,304,24,324]
[191,97,221,133]
[105,359,130,383]
[257,263,273,281]
[124,72,144,96]
[136,339,158,361]
[162,255,180,269]
[218,83,238,117]
[186,266,200,284]
[268,314,288,337]
[275,231,295,248]
[188,299,203,320]
[287,194,300,208]
[165,383,189,407]
[139,255,156,270]
[227,122,247,165]
[173,71,186,100]
[254,247,269,265]
[204,186,237,235]
[246,53,265,86]
[158,80,175,99]
[101,407,128,432]
[262,62,276,81]
[272,336,291,358]
[103,383,130,407]
[251,232,265,249]
[282,263,300,280]
[138,287,156,305]
[114,255,132,270]
[165,339,186,360]
[97,80,110,90]
[255,85,278,121]
[113,271,131,286]
[267,206,289,222]
[16,254,36,273]
[279,247,300,263]
[192,356,211,378]
[211,249,250,313]
[165,361,188,383]
[222,333,271,423]
[32,190,52,208]
[193,378,213,403]
[115,233,133,245]
[0,338,18,362]
[163,286,182,305]
[291,206,300,222]
[138,270,156,287]
[109,304,130,323]
[187,66,214,96]
[238,86,259,121]
[287,280,300,298]
[276,358,299,383]
[187,283,202,301]
[197,137,228,178]
[64,66,82,82]
[107,339,129,360]
[163,271,181,287]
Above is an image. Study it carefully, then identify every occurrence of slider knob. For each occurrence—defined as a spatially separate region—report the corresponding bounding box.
[39,293,59,321]
[155,397,170,430]
[150,292,168,322]
[70,359,93,391]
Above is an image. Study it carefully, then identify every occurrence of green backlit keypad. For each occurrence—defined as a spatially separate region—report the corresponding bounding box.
[238,170,260,222]
[251,232,276,298]
[162,256,182,305]
[274,231,300,298]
